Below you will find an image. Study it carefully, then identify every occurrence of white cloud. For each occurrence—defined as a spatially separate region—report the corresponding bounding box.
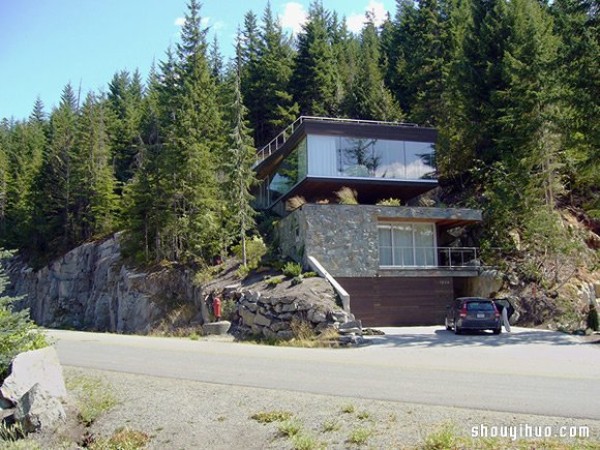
[346,0,388,34]
[279,2,308,35]
[174,17,185,27]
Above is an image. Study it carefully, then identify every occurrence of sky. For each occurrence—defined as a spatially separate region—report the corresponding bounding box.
[0,0,396,122]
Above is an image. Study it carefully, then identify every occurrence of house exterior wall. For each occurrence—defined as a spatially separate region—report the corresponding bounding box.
[277,204,482,278]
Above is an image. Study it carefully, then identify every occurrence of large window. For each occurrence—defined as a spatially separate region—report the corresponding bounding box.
[265,138,308,205]
[378,223,437,267]
[307,135,435,180]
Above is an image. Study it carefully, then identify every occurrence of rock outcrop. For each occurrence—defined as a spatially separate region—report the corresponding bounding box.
[6,235,206,333]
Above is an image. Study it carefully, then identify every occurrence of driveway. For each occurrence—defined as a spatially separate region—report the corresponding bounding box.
[48,326,600,420]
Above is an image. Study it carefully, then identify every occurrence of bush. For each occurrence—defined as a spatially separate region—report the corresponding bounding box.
[335,187,358,205]
[232,236,267,271]
[587,304,599,331]
[376,197,402,206]
[0,253,47,381]
[282,261,303,278]
[265,275,284,287]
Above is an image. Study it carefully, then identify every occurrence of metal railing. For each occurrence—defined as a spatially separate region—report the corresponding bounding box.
[254,116,421,166]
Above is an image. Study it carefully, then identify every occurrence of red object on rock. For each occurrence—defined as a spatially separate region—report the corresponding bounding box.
[213,297,222,322]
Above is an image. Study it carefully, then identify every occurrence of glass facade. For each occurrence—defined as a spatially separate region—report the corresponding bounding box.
[257,132,436,208]
[378,223,437,267]
[260,138,307,207]
[307,135,435,180]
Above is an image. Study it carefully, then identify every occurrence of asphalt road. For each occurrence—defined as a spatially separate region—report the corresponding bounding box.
[47,326,600,420]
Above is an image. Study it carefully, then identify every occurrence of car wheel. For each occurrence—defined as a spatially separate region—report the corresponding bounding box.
[445,318,452,331]
[493,327,501,335]
[453,322,461,335]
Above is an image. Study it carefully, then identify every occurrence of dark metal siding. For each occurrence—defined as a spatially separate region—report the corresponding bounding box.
[338,277,454,326]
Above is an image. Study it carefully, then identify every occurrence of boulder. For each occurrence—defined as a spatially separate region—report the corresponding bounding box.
[202,321,231,335]
[239,307,256,327]
[254,312,272,328]
[307,309,327,324]
[14,383,66,433]
[1,347,66,404]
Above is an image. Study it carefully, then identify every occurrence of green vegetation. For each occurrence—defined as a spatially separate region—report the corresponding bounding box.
[264,275,284,287]
[376,198,402,206]
[250,410,293,424]
[0,254,47,381]
[278,419,302,437]
[347,427,374,445]
[335,187,358,205]
[282,261,303,278]
[321,419,341,433]
[66,375,118,426]
[88,427,150,450]
[340,404,356,414]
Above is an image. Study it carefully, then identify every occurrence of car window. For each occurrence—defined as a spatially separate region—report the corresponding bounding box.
[466,302,494,311]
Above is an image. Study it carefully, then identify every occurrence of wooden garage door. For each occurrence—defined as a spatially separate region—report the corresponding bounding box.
[337,277,454,327]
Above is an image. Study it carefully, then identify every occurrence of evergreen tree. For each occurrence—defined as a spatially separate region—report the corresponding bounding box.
[72,92,117,241]
[161,0,224,261]
[246,2,298,146]
[552,0,600,214]
[224,55,256,266]
[106,70,144,186]
[346,13,403,121]
[30,84,79,256]
[292,1,340,116]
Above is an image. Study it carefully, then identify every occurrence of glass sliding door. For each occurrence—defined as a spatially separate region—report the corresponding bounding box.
[378,222,437,267]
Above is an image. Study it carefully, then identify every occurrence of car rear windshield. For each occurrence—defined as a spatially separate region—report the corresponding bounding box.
[466,302,495,311]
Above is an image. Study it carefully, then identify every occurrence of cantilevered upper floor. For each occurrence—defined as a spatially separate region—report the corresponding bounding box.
[253,116,438,212]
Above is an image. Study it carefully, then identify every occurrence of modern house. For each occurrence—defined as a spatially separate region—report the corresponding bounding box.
[253,116,486,326]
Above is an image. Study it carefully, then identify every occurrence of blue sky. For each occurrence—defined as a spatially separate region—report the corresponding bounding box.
[0,0,395,122]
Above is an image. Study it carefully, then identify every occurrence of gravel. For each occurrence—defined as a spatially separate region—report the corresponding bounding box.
[47,366,600,450]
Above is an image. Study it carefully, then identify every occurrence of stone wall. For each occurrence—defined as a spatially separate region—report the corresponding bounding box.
[278,204,482,278]
[5,235,206,333]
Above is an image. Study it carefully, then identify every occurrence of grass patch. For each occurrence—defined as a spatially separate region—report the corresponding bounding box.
[322,418,341,433]
[357,410,371,420]
[66,375,118,426]
[290,432,324,450]
[348,427,374,445]
[341,403,356,414]
[264,275,284,287]
[0,422,26,442]
[0,440,42,450]
[89,427,150,450]
[278,419,302,437]
[250,410,293,424]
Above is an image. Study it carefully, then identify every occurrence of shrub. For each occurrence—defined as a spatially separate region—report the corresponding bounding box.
[0,253,47,381]
[335,187,358,205]
[376,197,402,206]
[286,196,307,211]
[232,236,267,270]
[265,275,284,287]
[348,427,373,445]
[587,304,599,331]
[251,410,293,423]
[278,419,302,437]
[282,261,303,278]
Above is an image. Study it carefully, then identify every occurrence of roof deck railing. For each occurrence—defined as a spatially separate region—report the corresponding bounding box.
[254,116,421,166]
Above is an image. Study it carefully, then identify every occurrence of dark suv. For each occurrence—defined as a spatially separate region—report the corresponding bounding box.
[445,297,501,335]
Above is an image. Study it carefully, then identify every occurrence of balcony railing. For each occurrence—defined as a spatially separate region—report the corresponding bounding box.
[380,247,481,269]
[254,116,420,167]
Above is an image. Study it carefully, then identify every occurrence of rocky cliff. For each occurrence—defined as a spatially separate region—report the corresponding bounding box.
[5,235,206,333]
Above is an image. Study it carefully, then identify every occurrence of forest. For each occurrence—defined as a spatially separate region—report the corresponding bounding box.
[0,0,598,274]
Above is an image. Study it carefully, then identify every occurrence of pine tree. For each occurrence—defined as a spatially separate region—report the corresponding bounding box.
[292,1,340,116]
[160,0,224,261]
[245,2,298,146]
[72,92,117,241]
[30,84,79,257]
[346,13,403,121]
[106,70,143,186]
[225,54,256,266]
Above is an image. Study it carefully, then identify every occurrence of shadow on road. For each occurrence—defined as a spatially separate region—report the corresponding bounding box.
[363,327,586,348]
